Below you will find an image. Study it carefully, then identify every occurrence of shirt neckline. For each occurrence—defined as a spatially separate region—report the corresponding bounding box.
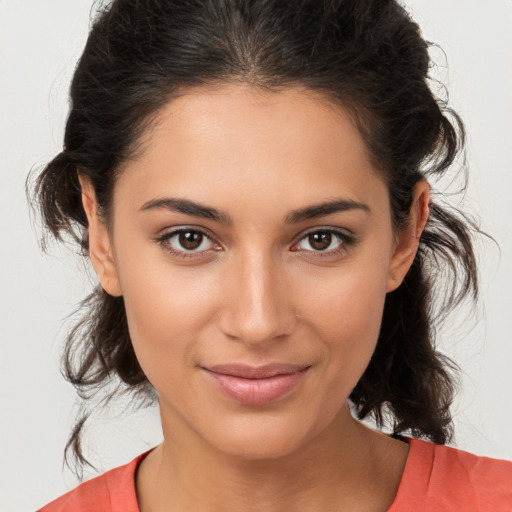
[118,436,430,512]
[386,437,432,511]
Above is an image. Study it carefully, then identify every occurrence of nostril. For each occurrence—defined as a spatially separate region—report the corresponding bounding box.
[219,305,298,348]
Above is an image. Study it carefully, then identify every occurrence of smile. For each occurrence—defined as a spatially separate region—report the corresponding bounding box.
[201,364,311,405]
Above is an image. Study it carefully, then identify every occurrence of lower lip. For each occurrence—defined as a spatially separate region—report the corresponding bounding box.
[202,368,309,405]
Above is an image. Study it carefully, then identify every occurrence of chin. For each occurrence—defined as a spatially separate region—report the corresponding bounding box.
[211,430,309,461]
[196,407,337,462]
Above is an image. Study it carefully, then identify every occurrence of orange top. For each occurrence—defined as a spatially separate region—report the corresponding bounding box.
[38,438,512,512]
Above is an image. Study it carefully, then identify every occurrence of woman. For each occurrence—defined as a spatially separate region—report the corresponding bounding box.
[31,0,511,510]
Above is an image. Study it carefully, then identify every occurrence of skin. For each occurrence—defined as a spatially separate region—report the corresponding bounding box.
[80,83,430,512]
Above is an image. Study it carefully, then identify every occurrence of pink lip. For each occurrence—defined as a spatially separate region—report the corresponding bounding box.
[201,364,310,405]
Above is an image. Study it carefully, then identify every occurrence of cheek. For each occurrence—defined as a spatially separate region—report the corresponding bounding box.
[303,270,386,332]
[114,246,222,379]
[294,256,390,389]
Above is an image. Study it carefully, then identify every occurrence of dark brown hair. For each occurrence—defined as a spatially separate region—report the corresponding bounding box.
[32,0,479,474]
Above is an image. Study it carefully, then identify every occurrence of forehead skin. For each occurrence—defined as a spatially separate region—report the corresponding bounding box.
[114,83,390,234]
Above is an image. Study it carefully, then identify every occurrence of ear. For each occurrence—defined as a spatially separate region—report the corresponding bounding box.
[78,174,122,297]
[386,180,430,292]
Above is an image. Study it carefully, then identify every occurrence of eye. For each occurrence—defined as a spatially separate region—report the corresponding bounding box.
[157,228,220,258]
[293,229,355,256]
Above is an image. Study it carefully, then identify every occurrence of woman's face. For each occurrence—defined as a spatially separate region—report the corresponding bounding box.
[84,84,425,459]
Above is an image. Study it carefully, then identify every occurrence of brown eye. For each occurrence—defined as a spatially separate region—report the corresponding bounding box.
[158,228,218,257]
[294,228,354,256]
[179,230,203,250]
[308,232,332,251]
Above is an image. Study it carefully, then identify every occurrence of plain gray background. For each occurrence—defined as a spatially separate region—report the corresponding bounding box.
[1,1,511,511]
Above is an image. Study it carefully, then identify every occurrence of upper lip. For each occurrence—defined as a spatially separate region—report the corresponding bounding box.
[203,363,311,379]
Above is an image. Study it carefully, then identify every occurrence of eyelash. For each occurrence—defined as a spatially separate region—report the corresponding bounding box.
[292,229,356,258]
[156,228,219,259]
[156,227,356,260]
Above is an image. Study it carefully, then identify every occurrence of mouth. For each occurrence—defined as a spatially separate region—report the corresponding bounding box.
[201,363,311,405]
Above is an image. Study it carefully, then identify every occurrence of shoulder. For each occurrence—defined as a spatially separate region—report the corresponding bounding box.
[36,451,150,512]
[36,472,112,512]
[391,438,512,511]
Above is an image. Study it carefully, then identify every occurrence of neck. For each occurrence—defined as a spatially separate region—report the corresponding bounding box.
[136,405,409,512]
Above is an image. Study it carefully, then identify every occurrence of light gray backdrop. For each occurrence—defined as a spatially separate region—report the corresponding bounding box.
[1,1,511,511]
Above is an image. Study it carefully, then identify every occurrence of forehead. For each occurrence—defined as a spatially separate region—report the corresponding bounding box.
[136,83,369,167]
[116,83,388,218]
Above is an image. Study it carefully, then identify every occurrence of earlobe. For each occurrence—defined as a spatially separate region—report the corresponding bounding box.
[78,174,122,297]
[386,180,430,292]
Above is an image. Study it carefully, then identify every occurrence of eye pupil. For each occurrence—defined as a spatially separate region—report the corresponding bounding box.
[309,232,331,250]
[179,231,203,250]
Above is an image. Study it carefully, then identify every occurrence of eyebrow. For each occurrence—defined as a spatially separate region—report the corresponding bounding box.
[141,197,233,224]
[284,198,370,224]
[140,197,370,225]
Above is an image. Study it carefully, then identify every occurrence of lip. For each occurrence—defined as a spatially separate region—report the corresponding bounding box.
[201,363,311,405]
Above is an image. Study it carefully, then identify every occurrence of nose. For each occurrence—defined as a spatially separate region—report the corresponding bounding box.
[219,250,297,348]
